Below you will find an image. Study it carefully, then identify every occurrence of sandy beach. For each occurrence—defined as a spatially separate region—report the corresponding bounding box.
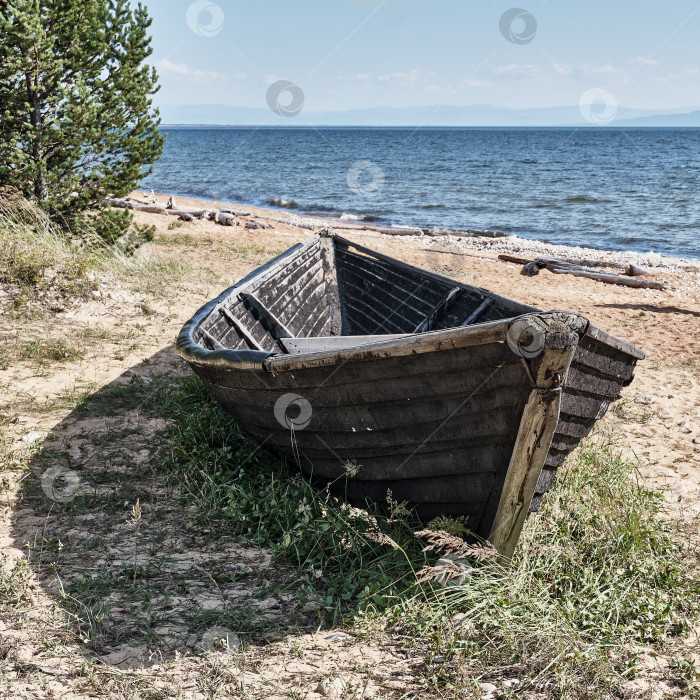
[1,190,699,698]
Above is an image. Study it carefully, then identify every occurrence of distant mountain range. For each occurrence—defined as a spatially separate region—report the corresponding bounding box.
[158,103,700,127]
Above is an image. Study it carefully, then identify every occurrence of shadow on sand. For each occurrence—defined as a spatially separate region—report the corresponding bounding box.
[10,345,313,670]
[596,302,700,317]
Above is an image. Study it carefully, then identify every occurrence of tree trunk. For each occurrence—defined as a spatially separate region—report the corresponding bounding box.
[26,73,48,202]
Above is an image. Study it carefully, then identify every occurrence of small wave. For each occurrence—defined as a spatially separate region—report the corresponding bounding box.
[421,204,446,209]
[337,212,380,222]
[266,197,299,209]
[451,229,508,239]
[530,201,562,209]
[564,195,613,204]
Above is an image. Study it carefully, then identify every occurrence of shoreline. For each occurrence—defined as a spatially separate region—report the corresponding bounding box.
[135,189,700,274]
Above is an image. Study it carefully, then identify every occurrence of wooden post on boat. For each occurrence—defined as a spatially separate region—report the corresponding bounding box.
[488,387,562,558]
[318,230,345,335]
[488,313,583,558]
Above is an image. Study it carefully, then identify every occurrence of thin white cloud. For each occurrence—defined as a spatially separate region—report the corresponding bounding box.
[650,71,698,83]
[155,58,230,82]
[581,64,629,82]
[631,56,659,66]
[493,64,543,77]
[377,69,433,85]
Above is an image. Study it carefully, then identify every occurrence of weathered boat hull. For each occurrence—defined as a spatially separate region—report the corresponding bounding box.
[177,233,644,555]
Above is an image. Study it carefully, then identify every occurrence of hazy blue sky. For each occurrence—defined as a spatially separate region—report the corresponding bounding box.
[143,0,700,112]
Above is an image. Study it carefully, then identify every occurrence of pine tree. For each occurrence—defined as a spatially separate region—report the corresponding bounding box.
[0,0,164,219]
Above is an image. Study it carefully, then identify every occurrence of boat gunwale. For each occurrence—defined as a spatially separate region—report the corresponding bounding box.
[263,320,512,372]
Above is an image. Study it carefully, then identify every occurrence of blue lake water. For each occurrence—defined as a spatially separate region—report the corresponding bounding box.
[142,127,700,259]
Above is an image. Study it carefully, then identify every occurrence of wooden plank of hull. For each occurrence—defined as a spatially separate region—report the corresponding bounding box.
[221,387,529,441]
[338,268,441,319]
[337,247,449,304]
[197,342,522,395]
[236,424,515,461]
[335,235,536,317]
[263,257,325,317]
[263,261,327,331]
[566,364,628,399]
[338,256,442,314]
[224,400,526,452]
[341,295,413,334]
[302,295,333,339]
[281,335,411,353]
[543,449,570,468]
[338,266,439,322]
[549,433,586,452]
[282,269,331,336]
[573,341,637,380]
[554,416,597,439]
[294,442,516,482]
[251,239,321,295]
[264,322,510,373]
[560,393,610,420]
[334,472,496,509]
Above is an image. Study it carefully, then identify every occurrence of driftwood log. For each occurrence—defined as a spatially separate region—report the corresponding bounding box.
[221,208,250,217]
[106,198,233,226]
[498,254,665,290]
[499,254,649,277]
[105,198,195,216]
[216,211,236,226]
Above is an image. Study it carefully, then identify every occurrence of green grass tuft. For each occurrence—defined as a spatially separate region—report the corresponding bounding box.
[0,201,95,296]
[21,338,82,363]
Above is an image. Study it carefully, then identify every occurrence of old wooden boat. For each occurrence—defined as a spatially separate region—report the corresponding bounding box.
[177,231,644,556]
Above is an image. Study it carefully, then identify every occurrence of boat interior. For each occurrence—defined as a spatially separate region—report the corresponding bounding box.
[194,234,534,355]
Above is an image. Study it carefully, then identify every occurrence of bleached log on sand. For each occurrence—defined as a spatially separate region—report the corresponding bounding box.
[498,254,649,277]
[106,198,134,209]
[505,255,666,289]
[542,264,666,289]
[216,212,236,226]
[220,208,251,217]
